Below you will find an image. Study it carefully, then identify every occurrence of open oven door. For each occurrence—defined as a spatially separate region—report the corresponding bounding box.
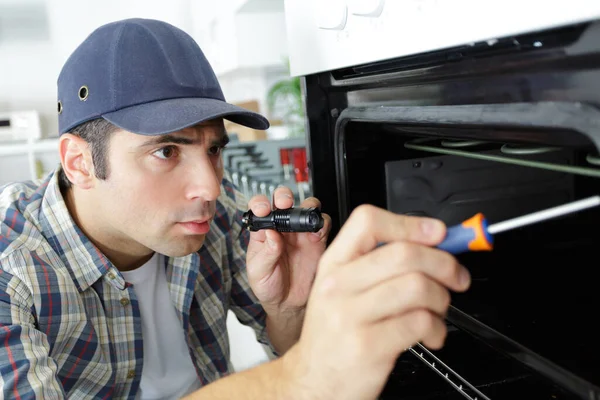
[333,102,600,400]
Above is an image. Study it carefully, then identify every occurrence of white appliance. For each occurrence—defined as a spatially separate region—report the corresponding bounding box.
[0,110,42,142]
[282,2,600,399]
[0,111,58,185]
[284,0,600,77]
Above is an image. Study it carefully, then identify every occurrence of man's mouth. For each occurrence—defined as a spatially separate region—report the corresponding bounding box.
[178,219,211,235]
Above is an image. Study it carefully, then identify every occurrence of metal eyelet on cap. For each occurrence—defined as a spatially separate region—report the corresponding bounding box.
[78,85,89,101]
[57,101,63,114]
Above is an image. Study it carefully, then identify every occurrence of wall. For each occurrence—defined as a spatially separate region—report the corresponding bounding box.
[0,0,195,138]
[0,0,57,137]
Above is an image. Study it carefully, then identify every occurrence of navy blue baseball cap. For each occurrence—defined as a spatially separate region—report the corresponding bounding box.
[57,18,270,135]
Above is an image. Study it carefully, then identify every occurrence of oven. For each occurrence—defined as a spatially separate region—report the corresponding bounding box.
[283,2,600,399]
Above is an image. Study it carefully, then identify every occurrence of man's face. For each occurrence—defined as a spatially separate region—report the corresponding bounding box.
[93,120,228,258]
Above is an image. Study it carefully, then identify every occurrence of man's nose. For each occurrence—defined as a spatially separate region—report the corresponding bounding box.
[185,156,221,201]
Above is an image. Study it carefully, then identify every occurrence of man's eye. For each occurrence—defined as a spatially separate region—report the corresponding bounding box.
[153,146,177,159]
[209,145,224,156]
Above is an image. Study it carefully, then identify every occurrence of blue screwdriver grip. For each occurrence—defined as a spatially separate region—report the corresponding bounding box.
[436,213,494,255]
[437,225,476,254]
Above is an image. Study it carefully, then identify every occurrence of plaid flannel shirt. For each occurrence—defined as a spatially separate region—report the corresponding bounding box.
[0,168,272,399]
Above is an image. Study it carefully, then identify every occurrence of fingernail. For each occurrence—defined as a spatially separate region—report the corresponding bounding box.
[420,218,444,237]
[277,193,293,200]
[267,238,276,248]
[256,202,269,210]
[459,267,471,288]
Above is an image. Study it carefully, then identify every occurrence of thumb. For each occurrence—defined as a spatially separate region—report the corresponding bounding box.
[246,229,284,281]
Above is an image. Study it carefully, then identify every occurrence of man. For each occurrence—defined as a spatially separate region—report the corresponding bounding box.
[0,18,470,400]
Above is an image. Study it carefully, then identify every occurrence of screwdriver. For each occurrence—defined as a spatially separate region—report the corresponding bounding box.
[437,195,600,255]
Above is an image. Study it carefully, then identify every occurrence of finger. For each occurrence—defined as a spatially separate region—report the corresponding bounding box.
[322,242,469,294]
[246,229,285,279]
[296,196,328,242]
[248,195,272,217]
[321,205,446,270]
[248,229,267,247]
[299,196,321,210]
[353,273,451,322]
[375,310,448,356]
[307,212,332,243]
[273,186,294,210]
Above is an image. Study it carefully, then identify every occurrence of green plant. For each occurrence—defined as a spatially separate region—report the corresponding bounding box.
[266,59,305,137]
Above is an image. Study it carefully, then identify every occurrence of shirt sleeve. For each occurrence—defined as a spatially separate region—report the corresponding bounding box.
[224,181,278,357]
[0,264,66,399]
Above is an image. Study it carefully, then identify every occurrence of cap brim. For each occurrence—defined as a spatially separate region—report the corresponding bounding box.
[101,97,270,135]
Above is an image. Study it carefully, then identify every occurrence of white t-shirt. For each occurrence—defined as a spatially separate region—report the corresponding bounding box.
[121,253,202,400]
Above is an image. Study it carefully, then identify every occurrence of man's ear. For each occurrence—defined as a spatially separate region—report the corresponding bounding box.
[59,134,95,189]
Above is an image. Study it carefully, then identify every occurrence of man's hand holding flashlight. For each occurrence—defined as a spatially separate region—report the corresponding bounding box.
[245,186,331,354]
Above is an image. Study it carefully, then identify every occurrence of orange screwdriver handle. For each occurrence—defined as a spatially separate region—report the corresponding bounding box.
[436,213,494,255]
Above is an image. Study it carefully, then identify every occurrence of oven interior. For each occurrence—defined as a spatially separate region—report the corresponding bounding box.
[338,119,600,399]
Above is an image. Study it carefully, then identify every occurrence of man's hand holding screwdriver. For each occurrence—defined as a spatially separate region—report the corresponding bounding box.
[283,204,471,399]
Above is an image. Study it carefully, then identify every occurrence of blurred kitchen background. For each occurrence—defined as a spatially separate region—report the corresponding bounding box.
[0,0,311,372]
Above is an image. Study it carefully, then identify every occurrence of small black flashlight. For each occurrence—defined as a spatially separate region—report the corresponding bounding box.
[242,207,324,233]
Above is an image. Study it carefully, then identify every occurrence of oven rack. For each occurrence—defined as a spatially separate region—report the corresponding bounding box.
[404,138,600,178]
[407,343,492,400]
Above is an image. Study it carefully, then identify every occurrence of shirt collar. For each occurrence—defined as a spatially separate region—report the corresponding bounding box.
[38,168,119,292]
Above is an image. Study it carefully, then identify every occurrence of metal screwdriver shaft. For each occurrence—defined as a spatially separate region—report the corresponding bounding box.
[487,195,600,234]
